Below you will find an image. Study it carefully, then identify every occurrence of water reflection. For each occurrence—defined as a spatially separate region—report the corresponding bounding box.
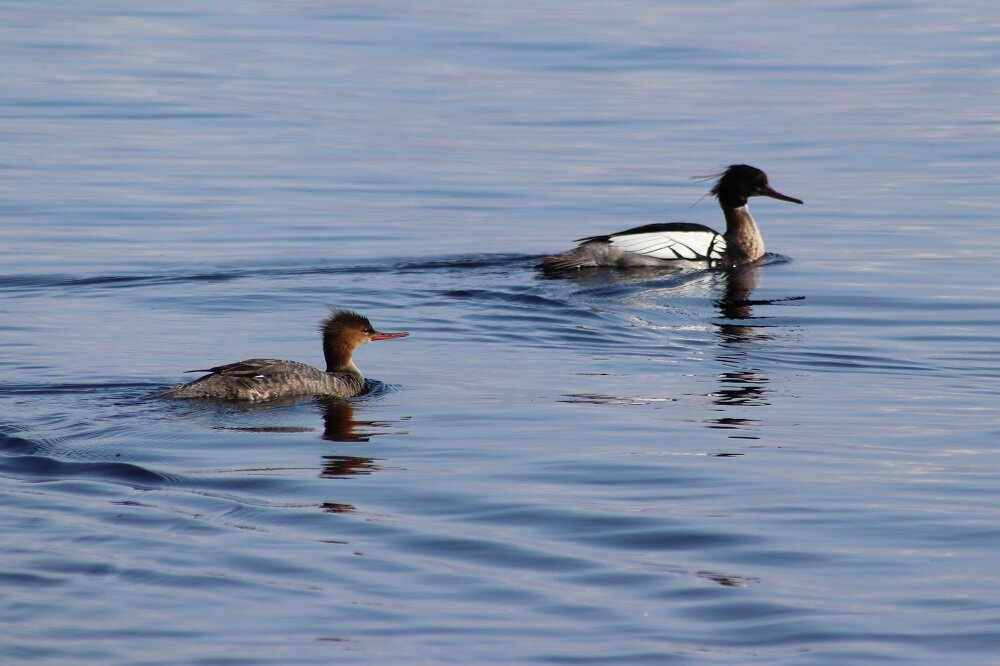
[709,265,771,429]
[710,373,769,406]
[316,398,395,516]
[546,262,802,437]
[319,502,356,515]
[697,569,759,588]
[205,395,404,442]
[706,264,803,436]
[714,264,773,343]
[181,397,405,512]
[318,397,382,442]
[320,454,382,478]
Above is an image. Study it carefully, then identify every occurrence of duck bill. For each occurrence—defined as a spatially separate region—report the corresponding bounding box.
[370,331,409,341]
[761,185,803,204]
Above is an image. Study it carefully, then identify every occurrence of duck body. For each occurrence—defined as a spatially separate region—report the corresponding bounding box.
[160,359,367,402]
[540,165,802,272]
[551,222,728,270]
[160,310,408,403]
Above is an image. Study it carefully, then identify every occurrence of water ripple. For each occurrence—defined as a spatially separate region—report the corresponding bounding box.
[0,454,171,487]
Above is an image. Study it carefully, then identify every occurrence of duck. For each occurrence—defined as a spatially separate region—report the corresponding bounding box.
[160,310,408,402]
[539,164,803,271]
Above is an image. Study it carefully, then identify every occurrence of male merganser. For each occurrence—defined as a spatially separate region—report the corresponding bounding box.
[160,310,408,402]
[539,164,803,271]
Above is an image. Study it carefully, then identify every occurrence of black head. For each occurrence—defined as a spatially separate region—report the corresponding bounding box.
[710,164,803,209]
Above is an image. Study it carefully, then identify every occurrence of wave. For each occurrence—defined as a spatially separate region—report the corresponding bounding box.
[0,253,540,293]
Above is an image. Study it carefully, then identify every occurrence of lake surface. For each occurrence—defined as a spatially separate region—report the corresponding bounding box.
[2,1,999,663]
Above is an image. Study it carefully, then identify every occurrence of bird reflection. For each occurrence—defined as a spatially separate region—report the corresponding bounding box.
[320,454,382,478]
[711,373,769,406]
[318,396,387,442]
[541,261,802,436]
[205,395,405,442]
[316,398,399,515]
[172,396,405,515]
[316,398,396,479]
[706,263,804,434]
[714,265,768,342]
[319,502,356,515]
[703,265,770,435]
[697,569,759,588]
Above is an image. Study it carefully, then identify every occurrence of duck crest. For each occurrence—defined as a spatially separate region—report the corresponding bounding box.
[710,164,767,209]
[320,309,370,373]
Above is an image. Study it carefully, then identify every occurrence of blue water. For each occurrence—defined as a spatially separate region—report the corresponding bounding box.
[2,1,999,663]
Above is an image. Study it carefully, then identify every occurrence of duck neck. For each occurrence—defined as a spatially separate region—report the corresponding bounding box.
[323,340,361,375]
[721,204,765,265]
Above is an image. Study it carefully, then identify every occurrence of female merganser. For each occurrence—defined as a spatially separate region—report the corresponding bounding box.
[160,310,408,402]
[539,164,803,271]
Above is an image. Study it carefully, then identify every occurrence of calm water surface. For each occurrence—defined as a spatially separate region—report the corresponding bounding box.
[2,1,999,663]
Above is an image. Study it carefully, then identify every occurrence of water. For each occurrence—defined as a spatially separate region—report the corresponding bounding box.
[2,1,999,663]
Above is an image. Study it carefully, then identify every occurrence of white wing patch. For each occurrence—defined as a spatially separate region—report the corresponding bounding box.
[608,230,726,261]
